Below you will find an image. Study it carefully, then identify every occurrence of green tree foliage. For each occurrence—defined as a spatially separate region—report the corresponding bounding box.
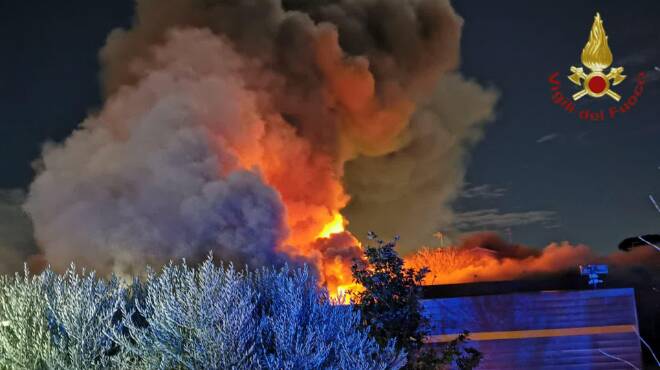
[351,232,482,370]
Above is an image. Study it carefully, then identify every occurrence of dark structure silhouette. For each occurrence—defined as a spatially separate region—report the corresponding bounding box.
[618,234,660,251]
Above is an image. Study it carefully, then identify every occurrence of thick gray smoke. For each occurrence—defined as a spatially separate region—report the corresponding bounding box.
[23,0,499,276]
[25,30,287,274]
[99,0,471,160]
[344,75,498,251]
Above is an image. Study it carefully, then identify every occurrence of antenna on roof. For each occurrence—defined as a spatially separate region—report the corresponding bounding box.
[433,231,445,247]
[579,264,608,289]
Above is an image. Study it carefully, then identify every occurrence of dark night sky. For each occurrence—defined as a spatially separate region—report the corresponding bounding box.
[0,0,658,254]
[450,1,660,252]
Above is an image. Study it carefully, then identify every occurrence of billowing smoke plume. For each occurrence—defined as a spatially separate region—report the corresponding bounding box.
[344,75,497,251]
[26,30,288,273]
[23,0,498,290]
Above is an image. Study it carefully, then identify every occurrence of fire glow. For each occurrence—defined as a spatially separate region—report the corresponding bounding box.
[404,233,659,286]
[21,0,500,303]
[318,213,346,239]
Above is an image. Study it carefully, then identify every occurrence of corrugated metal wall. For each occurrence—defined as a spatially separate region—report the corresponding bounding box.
[422,288,642,369]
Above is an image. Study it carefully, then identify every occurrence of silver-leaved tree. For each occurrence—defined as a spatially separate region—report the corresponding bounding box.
[0,268,57,369]
[0,258,406,370]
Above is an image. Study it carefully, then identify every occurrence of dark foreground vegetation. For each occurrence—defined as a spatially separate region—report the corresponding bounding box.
[0,235,480,370]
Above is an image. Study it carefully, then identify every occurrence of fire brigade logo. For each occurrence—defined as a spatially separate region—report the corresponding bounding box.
[548,12,645,121]
[567,13,625,101]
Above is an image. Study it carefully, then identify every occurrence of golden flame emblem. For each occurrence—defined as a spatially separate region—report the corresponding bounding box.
[568,13,626,101]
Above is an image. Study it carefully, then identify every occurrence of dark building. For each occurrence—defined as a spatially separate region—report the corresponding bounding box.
[422,288,642,369]
[422,285,650,369]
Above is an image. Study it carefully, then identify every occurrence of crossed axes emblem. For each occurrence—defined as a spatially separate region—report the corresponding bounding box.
[568,66,626,101]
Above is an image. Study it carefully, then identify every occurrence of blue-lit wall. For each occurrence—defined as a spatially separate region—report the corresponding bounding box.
[422,288,642,369]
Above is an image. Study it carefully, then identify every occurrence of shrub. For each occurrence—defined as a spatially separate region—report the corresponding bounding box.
[0,268,56,369]
[113,260,405,369]
[45,266,122,369]
[0,265,122,369]
[0,258,405,369]
[110,260,260,369]
[352,232,481,370]
[251,265,405,370]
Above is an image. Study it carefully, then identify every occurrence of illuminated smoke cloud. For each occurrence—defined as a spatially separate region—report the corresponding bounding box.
[24,0,498,288]
[344,75,498,251]
[406,232,660,285]
[25,30,287,274]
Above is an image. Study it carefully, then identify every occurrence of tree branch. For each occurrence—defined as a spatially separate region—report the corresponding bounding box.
[597,349,639,370]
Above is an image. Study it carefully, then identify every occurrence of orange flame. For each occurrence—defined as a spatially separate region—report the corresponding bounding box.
[218,25,417,303]
[318,213,346,239]
[314,213,363,303]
